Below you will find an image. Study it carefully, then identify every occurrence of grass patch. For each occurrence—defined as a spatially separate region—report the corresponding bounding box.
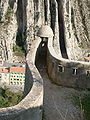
[0,86,23,108]
[13,45,25,57]
[81,96,90,120]
[73,95,90,120]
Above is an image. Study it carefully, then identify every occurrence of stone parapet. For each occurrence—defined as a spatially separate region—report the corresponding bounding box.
[47,37,90,88]
[0,39,43,120]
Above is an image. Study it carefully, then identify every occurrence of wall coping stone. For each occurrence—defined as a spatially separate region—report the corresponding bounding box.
[48,38,90,69]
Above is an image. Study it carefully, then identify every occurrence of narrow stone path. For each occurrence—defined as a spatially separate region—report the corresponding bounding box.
[36,57,82,120]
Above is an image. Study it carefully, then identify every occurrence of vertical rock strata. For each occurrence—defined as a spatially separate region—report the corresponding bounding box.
[0,0,18,62]
[44,0,61,56]
[50,0,61,56]
[26,0,45,51]
[63,0,90,60]
[0,0,89,61]
[26,0,60,55]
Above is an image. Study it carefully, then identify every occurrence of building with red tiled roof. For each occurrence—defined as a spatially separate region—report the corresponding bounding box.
[0,67,9,73]
[0,67,10,84]
[0,67,26,86]
[10,67,25,73]
[9,67,26,86]
[84,57,90,62]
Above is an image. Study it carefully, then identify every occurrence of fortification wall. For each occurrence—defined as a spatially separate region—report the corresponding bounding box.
[0,39,43,120]
[47,38,90,88]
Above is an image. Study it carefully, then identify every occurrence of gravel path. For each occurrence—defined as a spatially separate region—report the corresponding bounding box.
[30,39,86,120]
[36,58,84,120]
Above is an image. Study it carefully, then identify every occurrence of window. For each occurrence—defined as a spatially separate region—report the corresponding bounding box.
[58,65,64,72]
[72,68,77,75]
[88,54,90,57]
[14,82,16,85]
[20,82,22,85]
[87,71,90,76]
[11,82,13,85]
[17,82,19,85]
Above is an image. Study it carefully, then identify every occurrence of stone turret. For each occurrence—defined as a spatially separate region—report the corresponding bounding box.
[38,25,54,38]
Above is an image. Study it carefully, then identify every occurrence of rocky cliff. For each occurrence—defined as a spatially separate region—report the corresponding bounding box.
[0,0,18,62]
[62,0,90,60]
[0,0,90,62]
[26,0,45,51]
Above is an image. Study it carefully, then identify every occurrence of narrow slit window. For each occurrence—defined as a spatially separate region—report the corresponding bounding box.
[87,71,90,76]
[72,69,77,75]
[52,62,54,68]
[58,65,64,72]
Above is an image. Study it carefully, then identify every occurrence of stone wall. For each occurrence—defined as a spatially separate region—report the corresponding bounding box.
[0,40,43,120]
[47,37,90,88]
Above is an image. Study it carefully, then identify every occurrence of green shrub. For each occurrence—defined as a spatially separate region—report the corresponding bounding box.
[73,95,90,120]
[13,45,25,57]
[0,87,23,108]
[81,96,90,120]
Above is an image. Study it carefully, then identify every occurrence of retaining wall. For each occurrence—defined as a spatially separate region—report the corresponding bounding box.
[0,39,43,120]
[47,38,90,88]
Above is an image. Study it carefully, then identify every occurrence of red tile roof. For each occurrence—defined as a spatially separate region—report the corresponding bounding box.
[84,57,90,61]
[10,67,25,73]
[0,68,9,73]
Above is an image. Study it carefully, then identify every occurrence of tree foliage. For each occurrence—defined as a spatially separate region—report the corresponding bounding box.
[0,87,23,108]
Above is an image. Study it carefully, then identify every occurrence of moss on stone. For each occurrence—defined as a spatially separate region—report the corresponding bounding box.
[13,45,25,57]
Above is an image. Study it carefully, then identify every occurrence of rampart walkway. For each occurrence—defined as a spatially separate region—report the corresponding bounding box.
[36,50,82,120]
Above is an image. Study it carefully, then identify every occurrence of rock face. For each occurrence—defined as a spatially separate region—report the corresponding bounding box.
[26,0,90,60]
[26,0,45,51]
[0,0,18,62]
[0,0,46,62]
[62,0,90,60]
[0,0,90,62]
[41,0,61,56]
[26,0,60,56]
